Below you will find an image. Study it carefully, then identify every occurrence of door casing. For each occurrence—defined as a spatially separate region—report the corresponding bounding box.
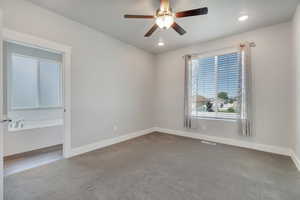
[1,29,72,159]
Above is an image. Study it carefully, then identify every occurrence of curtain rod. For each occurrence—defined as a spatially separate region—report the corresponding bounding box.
[183,42,256,58]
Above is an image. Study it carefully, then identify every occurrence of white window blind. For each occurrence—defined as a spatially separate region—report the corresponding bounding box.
[191,51,241,119]
[10,54,62,110]
[11,54,39,109]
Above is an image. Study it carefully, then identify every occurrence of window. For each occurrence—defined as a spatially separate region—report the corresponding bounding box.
[9,54,62,110]
[191,51,241,119]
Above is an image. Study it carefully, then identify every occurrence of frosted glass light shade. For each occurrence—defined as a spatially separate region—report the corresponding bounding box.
[156,14,174,29]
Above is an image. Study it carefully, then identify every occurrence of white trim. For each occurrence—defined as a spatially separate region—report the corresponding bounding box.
[69,128,155,157]
[193,116,237,122]
[290,150,300,171]
[192,112,239,120]
[3,29,71,54]
[2,29,72,159]
[0,11,4,200]
[62,45,71,158]
[10,106,64,111]
[153,127,291,156]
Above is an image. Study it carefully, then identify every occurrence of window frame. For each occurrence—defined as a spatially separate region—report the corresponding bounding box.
[8,53,63,111]
[190,48,242,120]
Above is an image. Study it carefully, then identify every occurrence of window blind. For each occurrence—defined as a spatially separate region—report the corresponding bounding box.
[191,51,241,119]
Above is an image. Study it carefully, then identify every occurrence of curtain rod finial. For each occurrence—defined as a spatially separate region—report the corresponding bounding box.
[240,42,256,48]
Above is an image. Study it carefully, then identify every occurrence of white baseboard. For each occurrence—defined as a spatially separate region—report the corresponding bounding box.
[69,128,155,157]
[154,127,291,156]
[290,150,300,171]
[66,127,300,172]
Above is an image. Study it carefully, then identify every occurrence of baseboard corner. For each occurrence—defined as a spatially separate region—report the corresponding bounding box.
[290,150,300,171]
[69,128,154,157]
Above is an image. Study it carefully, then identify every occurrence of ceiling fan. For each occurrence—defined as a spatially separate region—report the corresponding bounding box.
[124,0,208,37]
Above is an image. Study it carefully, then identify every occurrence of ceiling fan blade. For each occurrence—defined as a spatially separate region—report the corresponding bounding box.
[176,7,208,18]
[160,0,170,11]
[124,15,154,19]
[171,22,186,35]
[144,24,159,37]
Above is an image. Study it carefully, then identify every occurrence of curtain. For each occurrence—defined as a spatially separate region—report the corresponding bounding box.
[184,55,196,129]
[239,42,253,136]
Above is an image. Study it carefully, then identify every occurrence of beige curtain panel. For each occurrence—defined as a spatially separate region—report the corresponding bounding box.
[239,42,253,137]
[183,55,194,129]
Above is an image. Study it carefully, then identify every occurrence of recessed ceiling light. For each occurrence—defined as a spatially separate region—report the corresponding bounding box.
[158,42,165,46]
[238,15,249,22]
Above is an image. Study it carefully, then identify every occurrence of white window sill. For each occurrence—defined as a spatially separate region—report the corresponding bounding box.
[192,116,238,122]
[191,111,239,122]
[10,106,64,111]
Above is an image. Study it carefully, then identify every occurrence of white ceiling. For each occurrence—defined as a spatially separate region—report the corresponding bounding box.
[27,0,299,54]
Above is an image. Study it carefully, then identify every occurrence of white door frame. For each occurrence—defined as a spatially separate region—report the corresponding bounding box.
[2,29,72,158]
[0,11,4,200]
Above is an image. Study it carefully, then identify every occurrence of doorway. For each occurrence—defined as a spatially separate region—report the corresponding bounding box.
[1,29,71,176]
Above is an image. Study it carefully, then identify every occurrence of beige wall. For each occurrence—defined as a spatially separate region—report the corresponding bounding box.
[155,22,293,149]
[1,0,297,159]
[292,3,300,159]
[2,0,156,149]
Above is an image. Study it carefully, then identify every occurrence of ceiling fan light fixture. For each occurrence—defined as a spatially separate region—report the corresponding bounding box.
[158,41,165,46]
[155,13,174,29]
[124,0,208,37]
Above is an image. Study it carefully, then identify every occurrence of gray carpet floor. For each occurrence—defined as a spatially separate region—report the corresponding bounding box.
[4,132,300,200]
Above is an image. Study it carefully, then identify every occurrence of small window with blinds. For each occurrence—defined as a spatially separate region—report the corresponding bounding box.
[191,51,241,119]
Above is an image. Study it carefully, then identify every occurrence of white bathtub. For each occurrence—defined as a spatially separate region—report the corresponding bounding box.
[8,119,64,132]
